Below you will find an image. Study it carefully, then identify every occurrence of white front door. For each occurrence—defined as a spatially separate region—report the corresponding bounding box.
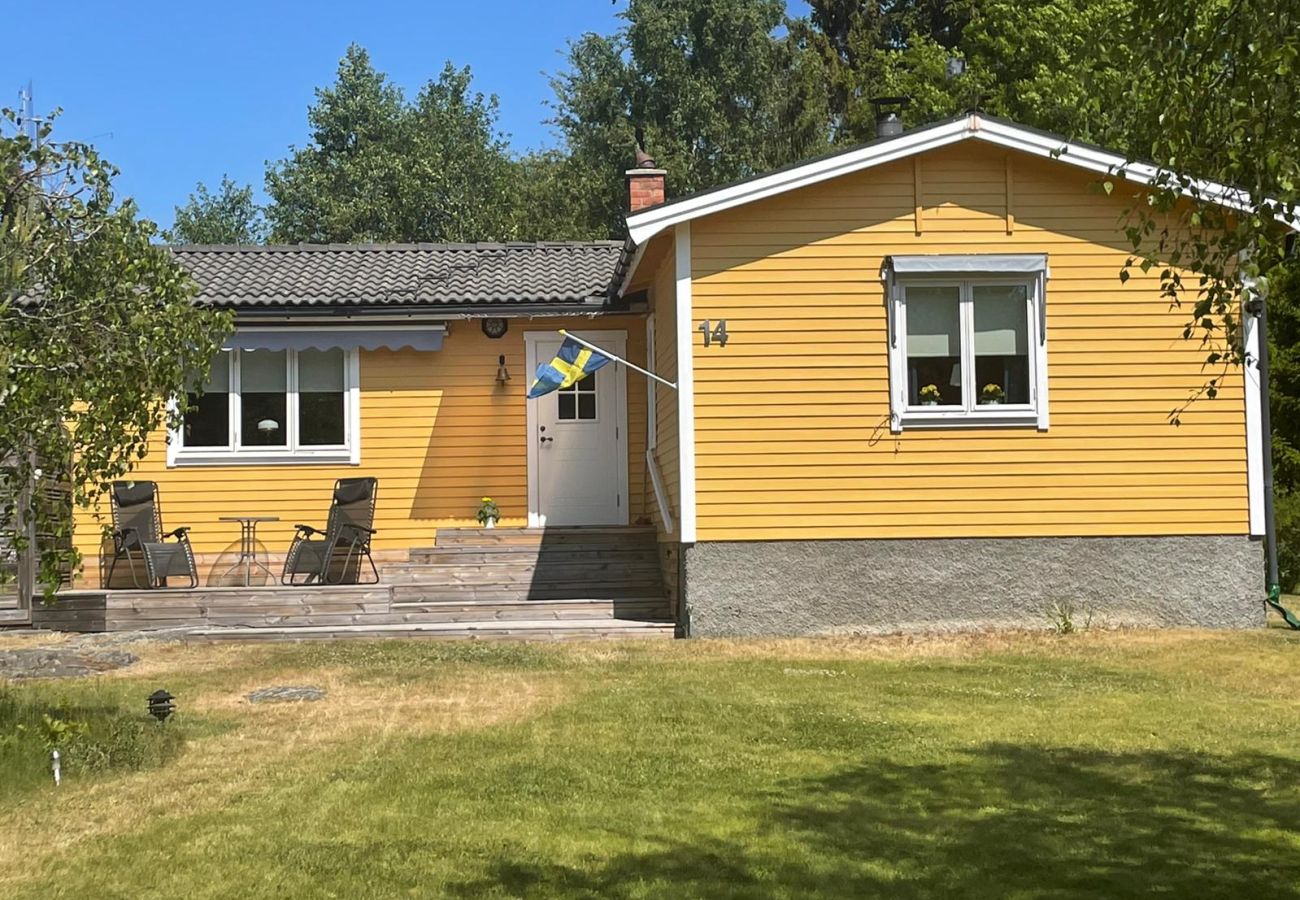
[526,331,628,527]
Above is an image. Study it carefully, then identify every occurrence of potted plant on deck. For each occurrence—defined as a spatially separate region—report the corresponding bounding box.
[980,383,1006,405]
[477,497,500,529]
[919,384,942,406]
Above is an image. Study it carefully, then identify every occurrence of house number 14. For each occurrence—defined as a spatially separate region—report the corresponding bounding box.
[698,319,729,347]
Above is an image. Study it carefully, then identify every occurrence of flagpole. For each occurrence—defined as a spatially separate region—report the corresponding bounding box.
[559,329,678,390]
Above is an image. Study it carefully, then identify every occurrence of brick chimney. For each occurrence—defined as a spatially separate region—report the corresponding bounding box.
[626,147,667,212]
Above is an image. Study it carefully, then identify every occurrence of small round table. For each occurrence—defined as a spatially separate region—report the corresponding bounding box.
[218,516,280,586]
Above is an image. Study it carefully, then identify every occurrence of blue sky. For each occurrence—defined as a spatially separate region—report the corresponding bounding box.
[0,0,627,227]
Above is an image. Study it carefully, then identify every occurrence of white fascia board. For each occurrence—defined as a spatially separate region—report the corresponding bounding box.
[1242,292,1266,537]
[674,221,697,543]
[972,120,1255,214]
[626,114,1289,252]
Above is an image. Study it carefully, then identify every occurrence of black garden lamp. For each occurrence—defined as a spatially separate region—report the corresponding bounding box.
[147,689,175,723]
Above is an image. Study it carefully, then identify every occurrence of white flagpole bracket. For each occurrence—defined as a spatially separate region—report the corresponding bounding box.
[559,329,678,390]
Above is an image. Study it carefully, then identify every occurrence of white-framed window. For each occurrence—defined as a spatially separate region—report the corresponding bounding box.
[168,348,361,466]
[886,263,1048,431]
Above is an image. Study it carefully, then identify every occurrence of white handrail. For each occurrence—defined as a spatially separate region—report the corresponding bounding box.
[646,449,674,535]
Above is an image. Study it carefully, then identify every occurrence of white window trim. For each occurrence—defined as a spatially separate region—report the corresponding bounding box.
[167,349,361,467]
[887,272,1049,432]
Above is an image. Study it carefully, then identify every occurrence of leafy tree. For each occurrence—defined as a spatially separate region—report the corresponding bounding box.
[266,46,518,243]
[1267,263,1300,589]
[551,0,827,235]
[266,44,416,242]
[0,111,231,593]
[788,0,1142,146]
[789,0,971,142]
[960,0,1137,145]
[168,175,266,244]
[1269,263,1300,487]
[506,150,610,241]
[403,64,518,242]
[1109,0,1299,409]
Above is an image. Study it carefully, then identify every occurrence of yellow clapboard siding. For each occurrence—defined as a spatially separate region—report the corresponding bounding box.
[698,478,1245,496]
[687,141,1248,540]
[71,313,651,563]
[698,497,1239,514]
[693,432,1243,450]
[697,510,1244,528]
[697,522,1242,540]
[694,406,1242,424]
[696,448,1240,464]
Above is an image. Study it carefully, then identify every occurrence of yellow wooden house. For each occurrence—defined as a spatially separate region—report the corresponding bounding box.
[63,112,1268,637]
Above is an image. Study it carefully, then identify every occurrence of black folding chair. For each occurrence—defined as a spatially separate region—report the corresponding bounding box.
[281,477,379,585]
[106,481,198,589]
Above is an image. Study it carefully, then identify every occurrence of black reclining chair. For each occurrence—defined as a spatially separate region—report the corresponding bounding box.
[105,481,198,589]
[281,477,379,585]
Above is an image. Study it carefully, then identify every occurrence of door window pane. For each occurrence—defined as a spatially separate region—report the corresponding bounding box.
[974,285,1030,404]
[183,352,230,447]
[557,370,598,421]
[240,350,288,446]
[298,349,346,445]
[905,285,962,405]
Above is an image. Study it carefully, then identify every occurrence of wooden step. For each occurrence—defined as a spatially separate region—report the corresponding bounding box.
[379,562,664,585]
[432,527,657,550]
[407,547,661,566]
[187,618,677,642]
[389,597,670,623]
[389,584,666,604]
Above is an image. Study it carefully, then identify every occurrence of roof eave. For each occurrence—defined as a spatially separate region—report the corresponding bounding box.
[213,298,612,315]
[623,113,1271,252]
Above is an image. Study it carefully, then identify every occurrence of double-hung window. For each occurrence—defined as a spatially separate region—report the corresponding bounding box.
[884,255,1049,431]
[170,348,360,465]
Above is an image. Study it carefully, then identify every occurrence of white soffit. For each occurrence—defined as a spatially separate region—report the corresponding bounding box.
[624,113,1260,249]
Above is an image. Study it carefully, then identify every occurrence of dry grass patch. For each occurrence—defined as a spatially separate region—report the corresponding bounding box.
[0,629,75,650]
[613,627,1134,663]
[0,644,572,889]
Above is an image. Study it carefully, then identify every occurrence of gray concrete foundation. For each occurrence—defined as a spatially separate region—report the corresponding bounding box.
[680,535,1264,636]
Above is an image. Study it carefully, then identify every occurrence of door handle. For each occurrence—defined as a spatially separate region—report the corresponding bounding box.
[540,436,554,444]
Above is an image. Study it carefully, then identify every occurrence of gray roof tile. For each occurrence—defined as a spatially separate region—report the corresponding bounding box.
[171,242,624,309]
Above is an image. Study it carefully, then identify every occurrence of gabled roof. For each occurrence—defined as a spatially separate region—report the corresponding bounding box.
[624,112,1254,247]
[171,242,624,310]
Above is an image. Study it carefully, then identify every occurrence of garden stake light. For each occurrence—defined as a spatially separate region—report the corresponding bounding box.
[148,689,175,723]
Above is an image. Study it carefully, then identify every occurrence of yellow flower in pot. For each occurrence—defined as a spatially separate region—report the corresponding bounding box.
[477,497,500,528]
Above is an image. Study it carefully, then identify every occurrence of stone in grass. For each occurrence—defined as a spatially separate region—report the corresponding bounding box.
[246,686,327,704]
[0,648,137,681]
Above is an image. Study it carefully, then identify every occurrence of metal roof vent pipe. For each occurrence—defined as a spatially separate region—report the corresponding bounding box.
[871,97,909,139]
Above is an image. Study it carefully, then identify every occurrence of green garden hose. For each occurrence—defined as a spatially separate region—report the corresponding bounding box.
[1265,584,1300,629]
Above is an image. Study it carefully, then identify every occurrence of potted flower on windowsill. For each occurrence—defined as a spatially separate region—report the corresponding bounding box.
[918,384,942,406]
[980,384,1006,406]
[477,497,500,529]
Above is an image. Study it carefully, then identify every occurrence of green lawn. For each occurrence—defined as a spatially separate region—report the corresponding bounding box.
[1,630,1298,899]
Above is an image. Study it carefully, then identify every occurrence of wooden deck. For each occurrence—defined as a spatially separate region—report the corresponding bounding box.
[27,527,677,641]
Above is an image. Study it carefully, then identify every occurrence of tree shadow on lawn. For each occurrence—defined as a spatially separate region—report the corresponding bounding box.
[450,743,1300,899]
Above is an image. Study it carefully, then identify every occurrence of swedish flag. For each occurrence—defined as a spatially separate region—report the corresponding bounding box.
[527,337,611,399]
